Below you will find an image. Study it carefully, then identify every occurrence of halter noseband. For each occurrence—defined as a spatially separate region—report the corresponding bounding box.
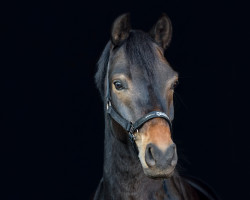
[105,61,172,154]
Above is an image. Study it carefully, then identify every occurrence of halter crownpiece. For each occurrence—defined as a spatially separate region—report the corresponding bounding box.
[105,61,172,154]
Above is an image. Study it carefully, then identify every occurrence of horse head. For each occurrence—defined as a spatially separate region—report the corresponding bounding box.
[96,13,179,179]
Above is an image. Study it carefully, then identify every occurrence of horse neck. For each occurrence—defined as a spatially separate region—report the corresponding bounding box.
[102,118,167,199]
[103,120,142,180]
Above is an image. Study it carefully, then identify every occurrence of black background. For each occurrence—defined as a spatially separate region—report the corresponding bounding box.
[2,0,249,200]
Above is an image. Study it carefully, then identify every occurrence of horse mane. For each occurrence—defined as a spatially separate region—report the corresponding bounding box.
[95,30,159,99]
[95,41,111,98]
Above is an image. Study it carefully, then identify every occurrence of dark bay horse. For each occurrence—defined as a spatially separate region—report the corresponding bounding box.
[94,13,219,200]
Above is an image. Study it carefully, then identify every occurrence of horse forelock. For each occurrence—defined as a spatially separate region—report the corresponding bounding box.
[125,30,158,80]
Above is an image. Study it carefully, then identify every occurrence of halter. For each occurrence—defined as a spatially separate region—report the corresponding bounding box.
[105,61,172,154]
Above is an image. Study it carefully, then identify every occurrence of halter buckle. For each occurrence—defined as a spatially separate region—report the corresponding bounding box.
[106,100,111,110]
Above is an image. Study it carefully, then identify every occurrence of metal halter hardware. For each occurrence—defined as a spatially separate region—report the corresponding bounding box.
[105,62,172,154]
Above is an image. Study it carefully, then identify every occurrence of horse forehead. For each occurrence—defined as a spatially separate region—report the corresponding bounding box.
[110,44,173,82]
[130,62,171,87]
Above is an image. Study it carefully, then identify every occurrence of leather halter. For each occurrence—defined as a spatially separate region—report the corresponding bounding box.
[105,61,172,154]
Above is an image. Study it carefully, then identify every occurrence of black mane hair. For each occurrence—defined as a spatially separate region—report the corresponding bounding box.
[95,41,111,98]
[125,30,157,79]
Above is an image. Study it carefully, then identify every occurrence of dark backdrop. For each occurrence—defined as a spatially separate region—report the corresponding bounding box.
[2,1,249,200]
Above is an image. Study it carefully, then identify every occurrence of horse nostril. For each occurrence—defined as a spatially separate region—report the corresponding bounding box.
[169,143,177,166]
[148,147,154,161]
[145,145,156,168]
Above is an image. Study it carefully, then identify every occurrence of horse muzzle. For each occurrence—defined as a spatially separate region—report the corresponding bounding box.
[135,118,178,179]
[143,143,177,178]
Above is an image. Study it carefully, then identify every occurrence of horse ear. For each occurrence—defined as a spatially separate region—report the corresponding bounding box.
[111,13,131,46]
[150,14,172,49]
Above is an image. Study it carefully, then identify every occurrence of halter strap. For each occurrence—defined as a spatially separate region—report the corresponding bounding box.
[105,61,172,154]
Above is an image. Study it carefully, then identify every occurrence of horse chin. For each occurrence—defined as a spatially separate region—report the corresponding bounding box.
[142,167,175,179]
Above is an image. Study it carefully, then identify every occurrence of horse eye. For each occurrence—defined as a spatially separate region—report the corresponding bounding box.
[113,81,124,90]
[171,81,179,90]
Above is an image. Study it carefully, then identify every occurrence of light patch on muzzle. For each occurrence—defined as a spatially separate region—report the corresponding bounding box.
[135,118,177,178]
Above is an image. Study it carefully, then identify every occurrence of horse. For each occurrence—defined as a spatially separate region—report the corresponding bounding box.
[94,13,219,200]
